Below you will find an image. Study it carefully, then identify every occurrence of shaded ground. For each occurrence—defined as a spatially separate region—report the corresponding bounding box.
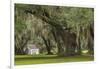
[15,54,94,65]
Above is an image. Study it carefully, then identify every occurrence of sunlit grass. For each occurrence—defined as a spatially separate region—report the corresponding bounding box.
[15,54,94,65]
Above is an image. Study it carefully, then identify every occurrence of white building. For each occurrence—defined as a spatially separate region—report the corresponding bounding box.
[27,44,39,55]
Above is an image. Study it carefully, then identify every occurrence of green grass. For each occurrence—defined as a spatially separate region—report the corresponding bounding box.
[15,54,94,65]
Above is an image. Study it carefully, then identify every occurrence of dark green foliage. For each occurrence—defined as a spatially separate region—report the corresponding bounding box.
[15,4,94,56]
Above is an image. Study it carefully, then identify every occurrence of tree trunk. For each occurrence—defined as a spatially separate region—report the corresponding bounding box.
[41,35,53,55]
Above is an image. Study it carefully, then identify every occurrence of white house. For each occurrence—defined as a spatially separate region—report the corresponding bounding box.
[27,44,39,55]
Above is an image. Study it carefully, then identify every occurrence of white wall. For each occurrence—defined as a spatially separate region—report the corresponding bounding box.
[28,49,39,55]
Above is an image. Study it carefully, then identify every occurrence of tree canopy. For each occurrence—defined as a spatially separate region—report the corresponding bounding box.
[15,4,94,56]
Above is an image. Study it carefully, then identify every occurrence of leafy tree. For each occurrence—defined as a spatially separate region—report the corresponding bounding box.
[15,4,94,56]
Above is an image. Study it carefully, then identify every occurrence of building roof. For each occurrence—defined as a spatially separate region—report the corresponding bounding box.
[27,44,38,49]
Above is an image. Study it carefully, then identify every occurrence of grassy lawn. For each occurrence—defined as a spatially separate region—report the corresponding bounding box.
[15,54,94,65]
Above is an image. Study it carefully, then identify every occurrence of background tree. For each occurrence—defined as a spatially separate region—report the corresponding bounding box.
[15,4,94,56]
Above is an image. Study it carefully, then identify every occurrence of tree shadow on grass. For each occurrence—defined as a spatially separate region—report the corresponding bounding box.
[15,55,93,61]
[15,55,63,61]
